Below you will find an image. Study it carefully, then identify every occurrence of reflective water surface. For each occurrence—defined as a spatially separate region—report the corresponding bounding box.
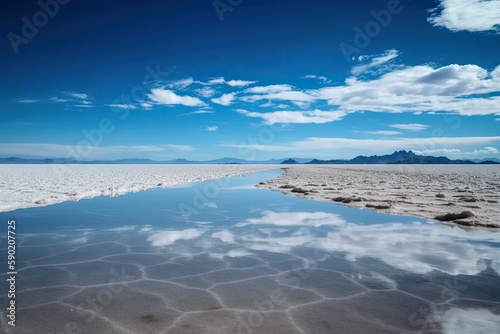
[1,170,499,333]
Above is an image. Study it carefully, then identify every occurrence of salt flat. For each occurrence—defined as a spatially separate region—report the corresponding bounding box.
[258,165,500,230]
[0,164,275,212]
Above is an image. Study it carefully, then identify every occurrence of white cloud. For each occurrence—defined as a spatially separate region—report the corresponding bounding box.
[413,148,462,155]
[205,126,218,132]
[178,110,215,116]
[106,226,137,232]
[232,63,500,120]
[0,143,171,159]
[147,88,206,107]
[351,49,400,76]
[236,109,346,125]
[414,147,499,156]
[241,89,315,104]
[208,77,226,85]
[66,91,89,100]
[167,77,194,90]
[211,230,234,243]
[313,64,500,117]
[440,308,500,334]
[195,87,216,98]
[428,0,500,32]
[140,101,153,110]
[302,75,331,83]
[226,79,257,87]
[362,130,401,135]
[390,123,430,131]
[211,93,235,106]
[17,99,39,103]
[222,136,500,154]
[147,229,203,246]
[236,211,346,227]
[106,104,137,110]
[208,77,256,87]
[468,146,499,155]
[244,84,293,94]
[164,144,194,151]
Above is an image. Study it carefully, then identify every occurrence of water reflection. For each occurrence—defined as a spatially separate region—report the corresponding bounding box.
[1,170,499,333]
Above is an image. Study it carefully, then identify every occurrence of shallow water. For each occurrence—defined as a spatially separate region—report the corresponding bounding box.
[1,170,499,333]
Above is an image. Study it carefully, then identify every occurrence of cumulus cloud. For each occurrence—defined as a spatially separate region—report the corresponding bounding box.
[389,123,430,131]
[211,93,235,106]
[428,0,500,32]
[234,64,500,123]
[147,229,203,246]
[147,88,206,107]
[351,49,400,76]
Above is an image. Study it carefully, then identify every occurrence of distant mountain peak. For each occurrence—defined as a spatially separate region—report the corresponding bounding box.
[281,158,300,164]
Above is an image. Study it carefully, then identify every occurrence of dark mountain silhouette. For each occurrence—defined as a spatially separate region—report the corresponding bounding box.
[280,158,300,164]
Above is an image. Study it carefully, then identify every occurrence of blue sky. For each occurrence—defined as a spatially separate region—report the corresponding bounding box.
[1,0,499,160]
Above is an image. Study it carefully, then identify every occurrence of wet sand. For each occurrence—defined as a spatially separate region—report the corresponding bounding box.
[257,165,500,230]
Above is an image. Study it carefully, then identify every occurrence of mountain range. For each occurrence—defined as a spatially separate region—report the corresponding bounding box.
[0,151,498,165]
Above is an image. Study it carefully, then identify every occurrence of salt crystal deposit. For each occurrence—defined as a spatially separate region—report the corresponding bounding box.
[0,164,275,212]
[259,165,500,230]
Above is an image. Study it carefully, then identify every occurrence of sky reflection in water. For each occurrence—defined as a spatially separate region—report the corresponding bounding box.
[1,170,499,333]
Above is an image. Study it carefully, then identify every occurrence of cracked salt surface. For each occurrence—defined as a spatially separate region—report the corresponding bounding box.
[0,170,499,333]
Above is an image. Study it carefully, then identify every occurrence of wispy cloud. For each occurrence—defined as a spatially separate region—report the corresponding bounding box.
[0,143,176,159]
[428,0,500,32]
[211,93,235,106]
[205,126,218,132]
[147,229,204,247]
[166,77,194,90]
[222,136,500,154]
[414,146,499,156]
[236,109,346,125]
[65,91,89,100]
[17,99,39,103]
[360,130,402,135]
[390,123,430,131]
[164,144,194,151]
[178,109,215,116]
[195,87,216,98]
[208,77,256,87]
[147,88,206,107]
[106,103,137,110]
[351,49,400,76]
[302,75,331,83]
